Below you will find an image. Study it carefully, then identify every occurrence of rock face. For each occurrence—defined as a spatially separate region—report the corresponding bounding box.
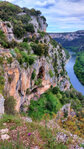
[0,15,47,41]
[0,21,14,41]
[0,94,5,116]
[56,103,76,120]
[0,2,70,112]
[30,16,47,32]
[2,33,70,112]
[4,46,70,111]
[49,30,84,41]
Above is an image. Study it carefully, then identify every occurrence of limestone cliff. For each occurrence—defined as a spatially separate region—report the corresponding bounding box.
[0,2,70,111]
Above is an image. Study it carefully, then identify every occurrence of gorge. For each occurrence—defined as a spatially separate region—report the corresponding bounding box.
[65,52,84,95]
[50,32,84,95]
[0,1,84,148]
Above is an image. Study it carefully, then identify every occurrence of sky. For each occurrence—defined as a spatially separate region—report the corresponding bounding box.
[3,0,84,32]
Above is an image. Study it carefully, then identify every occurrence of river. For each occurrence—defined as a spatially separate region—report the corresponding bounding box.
[65,52,84,95]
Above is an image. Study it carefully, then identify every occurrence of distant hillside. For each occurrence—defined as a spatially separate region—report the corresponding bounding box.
[49,30,84,51]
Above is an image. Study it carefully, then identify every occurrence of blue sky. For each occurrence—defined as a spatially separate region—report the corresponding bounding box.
[3,0,84,32]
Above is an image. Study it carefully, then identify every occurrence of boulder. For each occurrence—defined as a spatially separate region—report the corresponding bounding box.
[0,94,5,117]
[1,134,10,140]
[0,128,9,134]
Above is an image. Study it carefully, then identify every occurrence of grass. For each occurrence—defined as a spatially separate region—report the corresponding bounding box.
[0,114,68,149]
[0,114,22,129]
[26,121,67,149]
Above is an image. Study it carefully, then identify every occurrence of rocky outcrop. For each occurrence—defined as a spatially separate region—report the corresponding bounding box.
[0,21,14,41]
[56,103,76,120]
[3,44,70,111]
[30,16,47,33]
[0,94,5,117]
[0,15,47,42]
[0,3,70,112]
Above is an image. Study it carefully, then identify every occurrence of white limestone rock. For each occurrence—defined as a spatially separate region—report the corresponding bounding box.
[0,128,9,134]
[1,134,10,140]
[0,94,5,117]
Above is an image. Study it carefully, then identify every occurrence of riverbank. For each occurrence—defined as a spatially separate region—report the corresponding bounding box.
[65,55,71,65]
[74,51,84,85]
[65,52,84,95]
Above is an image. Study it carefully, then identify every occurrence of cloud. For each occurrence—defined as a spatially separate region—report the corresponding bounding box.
[2,0,84,32]
[36,0,55,8]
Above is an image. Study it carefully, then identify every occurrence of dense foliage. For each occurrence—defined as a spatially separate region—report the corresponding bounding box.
[28,87,84,120]
[28,91,62,120]
[74,52,84,85]
[31,42,49,57]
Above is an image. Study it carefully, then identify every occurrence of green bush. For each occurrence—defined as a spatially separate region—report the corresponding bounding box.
[28,56,35,65]
[0,57,4,64]
[15,49,35,66]
[49,70,54,78]
[52,87,60,94]
[25,23,35,33]
[13,22,26,39]
[7,57,13,64]
[6,23,11,28]
[20,42,31,54]
[28,92,62,120]
[31,42,48,57]
[31,70,36,80]
[0,75,5,94]
[35,78,42,86]
[26,88,30,95]
[30,8,41,16]
[4,96,16,115]
[38,30,46,38]
[50,38,58,48]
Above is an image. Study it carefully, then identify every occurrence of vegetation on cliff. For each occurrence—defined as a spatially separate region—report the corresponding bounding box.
[74,51,84,85]
[0,2,84,148]
[0,1,46,39]
[27,85,84,138]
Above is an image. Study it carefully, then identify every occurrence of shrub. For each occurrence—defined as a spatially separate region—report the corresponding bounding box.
[31,43,42,56]
[52,87,60,94]
[35,78,42,86]
[6,23,11,28]
[4,96,16,115]
[25,23,35,33]
[26,88,30,95]
[31,42,48,57]
[49,70,54,78]
[0,76,4,85]
[50,38,58,48]
[7,40,18,48]
[38,30,46,37]
[30,8,41,16]
[7,57,13,64]
[0,75,5,94]
[28,56,35,65]
[8,75,14,84]
[23,37,28,42]
[28,92,62,120]
[0,57,4,64]
[13,22,26,39]
[31,70,36,80]
[10,49,16,57]
[20,42,31,54]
